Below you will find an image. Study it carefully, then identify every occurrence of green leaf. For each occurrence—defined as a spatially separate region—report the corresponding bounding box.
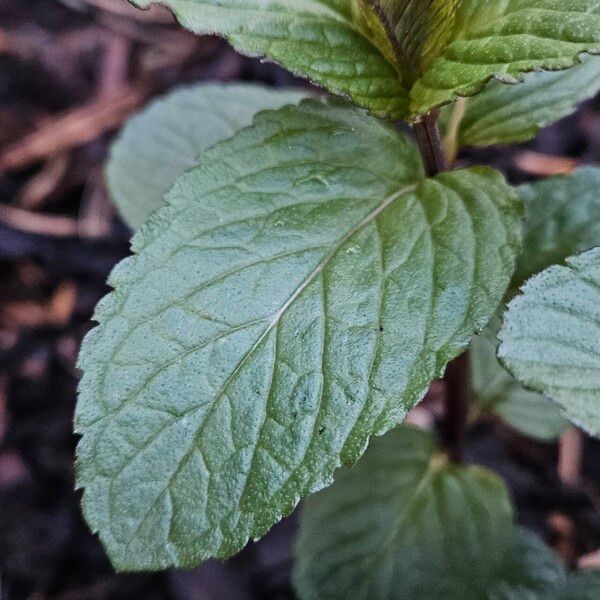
[471,168,600,441]
[553,571,600,600]
[471,318,567,441]
[499,247,600,438]
[107,83,309,230]
[515,167,600,286]
[128,0,408,119]
[410,1,600,117]
[293,424,564,600]
[443,55,600,148]
[76,98,521,570]
[128,1,600,120]
[367,1,462,81]
[497,529,567,600]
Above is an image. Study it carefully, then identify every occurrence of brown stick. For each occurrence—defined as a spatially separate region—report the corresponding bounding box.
[412,110,448,176]
[440,353,471,463]
[0,204,79,237]
[558,427,584,487]
[412,111,469,462]
[0,86,147,172]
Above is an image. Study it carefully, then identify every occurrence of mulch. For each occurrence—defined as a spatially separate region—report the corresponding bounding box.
[1,1,599,598]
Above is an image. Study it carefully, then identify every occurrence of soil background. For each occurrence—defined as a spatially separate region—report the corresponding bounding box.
[1,1,600,599]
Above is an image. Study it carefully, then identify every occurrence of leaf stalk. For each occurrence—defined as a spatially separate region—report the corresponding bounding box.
[412,111,470,463]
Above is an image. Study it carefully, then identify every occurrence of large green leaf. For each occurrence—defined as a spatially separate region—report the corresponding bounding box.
[515,167,600,285]
[472,317,567,441]
[293,425,564,600]
[107,83,309,230]
[410,0,600,117]
[499,247,600,438]
[76,99,521,570]
[129,0,407,119]
[128,1,600,120]
[443,55,600,148]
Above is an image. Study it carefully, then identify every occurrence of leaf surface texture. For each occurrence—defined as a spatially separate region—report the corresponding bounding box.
[129,0,600,119]
[77,99,521,569]
[107,83,308,229]
[499,247,600,437]
[294,425,564,599]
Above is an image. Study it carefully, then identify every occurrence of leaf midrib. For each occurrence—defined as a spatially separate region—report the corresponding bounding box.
[91,183,420,469]
[102,181,421,555]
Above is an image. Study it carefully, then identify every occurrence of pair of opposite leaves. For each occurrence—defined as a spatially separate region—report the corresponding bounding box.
[130,0,600,120]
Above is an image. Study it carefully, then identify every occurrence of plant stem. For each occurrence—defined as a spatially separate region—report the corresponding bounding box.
[413,110,448,176]
[412,111,469,463]
[442,97,468,167]
[440,352,470,463]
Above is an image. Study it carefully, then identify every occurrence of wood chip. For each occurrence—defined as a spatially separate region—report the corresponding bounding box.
[0,86,148,171]
[514,151,579,176]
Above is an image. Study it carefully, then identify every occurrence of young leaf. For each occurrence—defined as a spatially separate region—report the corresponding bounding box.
[442,55,600,148]
[367,1,462,80]
[129,0,408,119]
[107,83,309,230]
[515,167,600,285]
[499,247,600,438]
[410,1,600,117]
[472,318,567,441]
[293,425,564,600]
[76,99,521,570]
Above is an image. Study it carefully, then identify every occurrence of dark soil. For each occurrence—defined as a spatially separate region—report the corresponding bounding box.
[1,2,599,599]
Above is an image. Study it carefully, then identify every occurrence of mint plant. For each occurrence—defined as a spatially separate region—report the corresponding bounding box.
[76,1,600,596]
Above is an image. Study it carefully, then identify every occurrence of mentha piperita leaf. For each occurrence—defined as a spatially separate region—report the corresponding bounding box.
[129,0,409,119]
[471,316,567,442]
[441,55,600,148]
[410,0,600,117]
[128,1,600,120]
[499,247,600,438]
[107,83,309,230]
[293,425,564,600]
[470,168,600,441]
[76,98,521,570]
[515,167,600,286]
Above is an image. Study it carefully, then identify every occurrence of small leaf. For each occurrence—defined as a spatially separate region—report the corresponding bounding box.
[515,167,600,285]
[107,83,309,230]
[499,247,600,438]
[472,169,600,441]
[129,0,408,119]
[472,318,567,441]
[293,425,564,600]
[76,99,521,570]
[553,571,600,600]
[411,1,600,117]
[495,528,567,600]
[443,55,600,148]
[367,1,462,80]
